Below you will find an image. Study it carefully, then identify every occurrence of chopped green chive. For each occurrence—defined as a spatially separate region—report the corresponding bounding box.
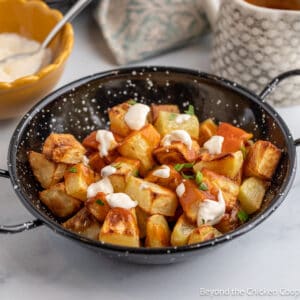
[181,171,194,180]
[240,146,247,159]
[96,199,105,206]
[195,171,203,185]
[184,104,195,115]
[133,169,139,177]
[174,162,194,172]
[199,182,208,191]
[237,210,249,223]
[127,99,137,105]
[112,162,122,169]
[169,113,177,121]
[68,167,77,173]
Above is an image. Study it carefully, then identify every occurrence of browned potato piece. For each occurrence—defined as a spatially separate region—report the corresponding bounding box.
[188,225,222,245]
[151,104,179,123]
[178,180,215,223]
[99,207,140,247]
[85,192,110,222]
[109,157,140,192]
[64,163,96,201]
[108,102,132,137]
[171,214,196,247]
[144,164,181,191]
[42,133,86,164]
[28,151,66,189]
[136,206,149,239]
[39,183,81,218]
[154,140,200,165]
[88,152,106,173]
[193,151,244,180]
[202,169,240,212]
[198,118,218,146]
[118,124,161,175]
[63,208,101,240]
[145,215,171,248]
[244,140,281,180]
[215,205,241,233]
[125,176,178,217]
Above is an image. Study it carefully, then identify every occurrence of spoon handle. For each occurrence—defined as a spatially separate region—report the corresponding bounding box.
[41,0,93,49]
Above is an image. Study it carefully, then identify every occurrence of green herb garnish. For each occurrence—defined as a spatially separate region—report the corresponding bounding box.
[184,104,195,115]
[133,169,139,177]
[96,199,105,206]
[181,171,194,180]
[127,99,137,105]
[69,167,77,173]
[240,146,247,159]
[237,210,249,223]
[112,162,122,169]
[169,113,177,121]
[195,171,203,185]
[174,162,194,172]
[199,182,208,191]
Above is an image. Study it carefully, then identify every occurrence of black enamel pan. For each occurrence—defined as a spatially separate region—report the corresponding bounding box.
[1,66,299,264]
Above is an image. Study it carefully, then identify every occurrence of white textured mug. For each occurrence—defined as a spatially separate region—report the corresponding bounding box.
[203,0,300,106]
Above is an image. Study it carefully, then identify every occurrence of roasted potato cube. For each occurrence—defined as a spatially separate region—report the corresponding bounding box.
[88,152,106,173]
[145,165,181,191]
[136,206,149,239]
[238,177,268,214]
[64,163,96,201]
[125,176,178,217]
[82,131,98,151]
[108,102,132,137]
[29,151,65,189]
[63,208,101,240]
[118,124,161,175]
[171,214,196,247]
[244,140,281,180]
[85,192,110,222]
[178,180,215,223]
[202,169,240,211]
[154,111,199,139]
[151,104,179,123]
[145,215,171,248]
[154,140,200,164]
[42,133,86,164]
[198,118,218,146]
[188,225,222,245]
[194,151,244,180]
[99,207,140,247]
[39,183,81,218]
[109,157,140,192]
[215,204,241,233]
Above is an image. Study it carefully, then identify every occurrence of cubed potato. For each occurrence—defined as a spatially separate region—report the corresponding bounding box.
[170,214,196,247]
[193,151,244,180]
[64,163,96,201]
[125,176,178,217]
[136,206,149,239]
[145,165,181,191]
[244,140,281,180]
[154,111,199,139]
[108,157,140,192]
[42,133,86,164]
[85,192,110,222]
[82,131,98,151]
[154,140,200,165]
[202,169,240,211]
[88,152,106,173]
[188,225,222,245]
[62,208,101,240]
[108,102,132,137]
[39,183,81,218]
[238,177,268,214]
[151,104,179,123]
[215,204,241,233]
[99,207,140,247]
[118,124,161,175]
[29,151,65,189]
[178,180,216,223]
[198,118,218,146]
[145,215,171,248]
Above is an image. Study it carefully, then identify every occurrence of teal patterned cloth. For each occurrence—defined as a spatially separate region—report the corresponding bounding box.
[95,0,208,64]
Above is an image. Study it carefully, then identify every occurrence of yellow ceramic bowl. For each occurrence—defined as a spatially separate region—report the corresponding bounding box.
[0,0,74,119]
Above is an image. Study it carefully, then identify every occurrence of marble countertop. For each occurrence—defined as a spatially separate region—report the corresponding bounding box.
[1,9,300,300]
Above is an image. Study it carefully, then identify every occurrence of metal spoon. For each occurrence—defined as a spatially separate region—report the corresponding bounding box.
[0,0,92,65]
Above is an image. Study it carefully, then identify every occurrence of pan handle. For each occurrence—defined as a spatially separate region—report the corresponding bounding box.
[259,69,300,100]
[295,139,300,147]
[0,168,43,234]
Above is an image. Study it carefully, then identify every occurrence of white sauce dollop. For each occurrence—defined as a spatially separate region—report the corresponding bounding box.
[82,155,89,166]
[124,103,150,130]
[96,130,117,157]
[176,182,186,197]
[152,165,170,178]
[197,190,225,226]
[162,130,192,150]
[106,193,138,209]
[87,177,114,198]
[203,135,224,155]
[140,182,150,190]
[101,165,117,177]
[175,114,191,124]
